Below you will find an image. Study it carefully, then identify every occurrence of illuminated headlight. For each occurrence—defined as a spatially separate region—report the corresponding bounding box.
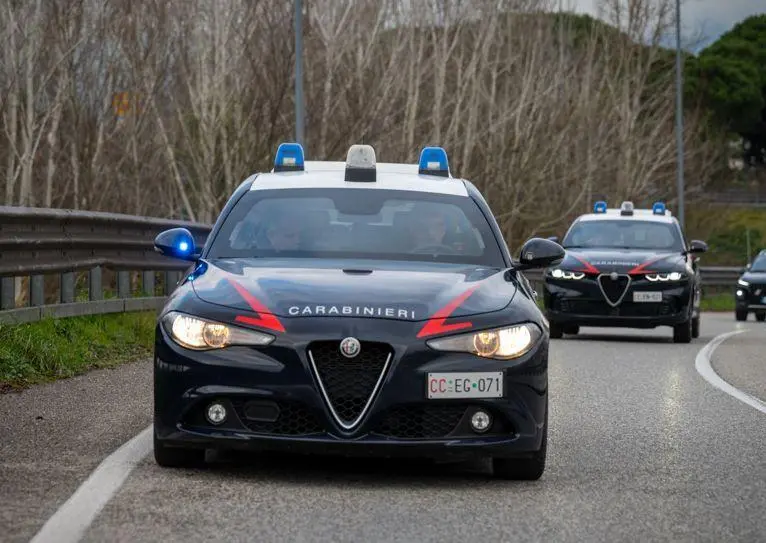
[161,311,275,350]
[736,289,744,297]
[551,269,585,280]
[737,279,750,287]
[426,323,541,360]
[646,272,684,282]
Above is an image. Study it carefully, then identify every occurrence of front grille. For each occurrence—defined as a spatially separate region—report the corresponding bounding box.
[375,405,467,439]
[232,399,324,436]
[308,340,392,427]
[559,299,678,317]
[597,274,630,305]
[373,404,513,439]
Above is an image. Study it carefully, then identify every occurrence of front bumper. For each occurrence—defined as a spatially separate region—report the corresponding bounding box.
[544,276,694,328]
[154,316,548,461]
[735,284,766,311]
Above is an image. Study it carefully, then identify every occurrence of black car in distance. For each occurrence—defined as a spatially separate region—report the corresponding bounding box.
[543,201,708,343]
[151,142,565,480]
[735,249,766,321]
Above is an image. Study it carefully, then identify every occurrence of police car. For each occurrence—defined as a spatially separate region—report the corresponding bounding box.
[152,143,564,480]
[543,201,707,343]
[735,249,766,321]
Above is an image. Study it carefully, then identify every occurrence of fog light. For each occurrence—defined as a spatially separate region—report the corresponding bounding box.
[206,402,227,425]
[470,410,491,433]
[736,290,744,297]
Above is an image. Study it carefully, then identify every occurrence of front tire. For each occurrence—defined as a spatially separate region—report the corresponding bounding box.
[563,324,580,335]
[154,434,206,468]
[691,316,700,338]
[673,319,692,343]
[735,309,748,322]
[756,312,766,322]
[549,322,563,339]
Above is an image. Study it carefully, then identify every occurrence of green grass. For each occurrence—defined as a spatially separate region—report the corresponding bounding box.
[699,292,735,312]
[0,312,156,392]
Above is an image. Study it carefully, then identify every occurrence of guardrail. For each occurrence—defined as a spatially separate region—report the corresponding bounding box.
[704,189,765,206]
[0,205,741,324]
[0,206,211,324]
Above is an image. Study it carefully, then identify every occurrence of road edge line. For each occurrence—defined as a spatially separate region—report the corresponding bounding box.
[29,424,153,543]
[695,330,766,415]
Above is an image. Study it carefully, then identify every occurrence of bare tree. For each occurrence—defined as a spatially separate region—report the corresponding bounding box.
[0,0,724,246]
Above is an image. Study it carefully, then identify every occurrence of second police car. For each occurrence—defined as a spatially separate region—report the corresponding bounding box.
[735,249,766,322]
[543,201,708,343]
[151,143,565,480]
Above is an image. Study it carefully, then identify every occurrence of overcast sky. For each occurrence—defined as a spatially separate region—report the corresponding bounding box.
[565,0,766,49]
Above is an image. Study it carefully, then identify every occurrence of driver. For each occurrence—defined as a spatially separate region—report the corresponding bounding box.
[262,212,304,251]
[409,207,449,250]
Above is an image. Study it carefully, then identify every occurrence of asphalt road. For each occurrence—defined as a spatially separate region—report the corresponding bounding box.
[2,313,765,543]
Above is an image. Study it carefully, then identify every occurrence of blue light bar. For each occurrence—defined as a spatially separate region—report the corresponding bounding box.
[274,142,305,172]
[652,202,666,215]
[418,147,450,177]
[593,201,607,213]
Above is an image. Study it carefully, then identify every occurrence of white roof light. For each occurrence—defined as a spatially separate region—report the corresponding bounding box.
[345,144,377,182]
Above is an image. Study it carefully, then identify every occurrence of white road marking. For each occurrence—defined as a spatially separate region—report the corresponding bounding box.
[695,330,766,415]
[30,424,153,543]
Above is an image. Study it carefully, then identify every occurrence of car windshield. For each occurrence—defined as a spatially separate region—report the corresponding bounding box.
[562,219,684,251]
[751,253,766,272]
[206,187,505,267]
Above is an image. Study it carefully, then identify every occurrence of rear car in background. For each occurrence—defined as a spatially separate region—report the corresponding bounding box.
[543,201,708,343]
[735,249,766,322]
[151,143,565,480]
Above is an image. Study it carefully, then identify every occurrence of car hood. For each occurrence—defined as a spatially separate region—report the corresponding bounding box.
[741,271,766,284]
[189,259,517,321]
[558,249,687,274]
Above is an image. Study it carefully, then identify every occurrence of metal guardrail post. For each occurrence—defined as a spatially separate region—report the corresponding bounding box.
[142,271,155,296]
[0,277,14,310]
[117,271,130,299]
[61,272,75,303]
[89,267,102,301]
[30,275,44,306]
[164,271,180,295]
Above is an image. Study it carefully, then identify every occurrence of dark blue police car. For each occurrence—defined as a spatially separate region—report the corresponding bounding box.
[735,249,766,321]
[543,201,707,343]
[151,143,564,480]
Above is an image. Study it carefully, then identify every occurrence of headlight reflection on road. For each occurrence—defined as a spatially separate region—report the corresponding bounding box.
[661,367,683,457]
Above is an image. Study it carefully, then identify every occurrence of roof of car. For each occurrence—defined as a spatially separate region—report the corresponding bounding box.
[249,161,469,197]
[576,209,677,224]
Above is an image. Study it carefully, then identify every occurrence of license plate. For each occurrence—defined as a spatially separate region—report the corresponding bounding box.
[633,291,662,303]
[427,372,503,399]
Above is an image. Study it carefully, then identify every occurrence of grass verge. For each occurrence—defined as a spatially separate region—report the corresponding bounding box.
[0,311,156,392]
[699,292,735,312]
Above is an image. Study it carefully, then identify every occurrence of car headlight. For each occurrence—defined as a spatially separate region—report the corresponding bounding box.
[426,323,541,360]
[646,272,684,282]
[161,311,275,350]
[551,269,585,280]
[737,279,750,287]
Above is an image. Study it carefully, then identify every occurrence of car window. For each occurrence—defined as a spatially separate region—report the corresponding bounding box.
[562,219,684,251]
[208,187,505,267]
[751,253,766,272]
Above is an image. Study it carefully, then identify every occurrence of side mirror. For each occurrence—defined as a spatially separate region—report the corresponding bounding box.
[547,235,559,243]
[687,240,708,254]
[515,238,566,270]
[154,228,197,261]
